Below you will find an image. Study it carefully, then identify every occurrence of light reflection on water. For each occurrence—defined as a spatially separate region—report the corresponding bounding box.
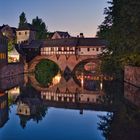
[0,73,140,140]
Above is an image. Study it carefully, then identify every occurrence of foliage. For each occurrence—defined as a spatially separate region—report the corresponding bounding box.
[32,16,48,40]
[97,0,140,78]
[98,113,114,139]
[8,38,16,52]
[35,59,59,86]
[18,12,27,28]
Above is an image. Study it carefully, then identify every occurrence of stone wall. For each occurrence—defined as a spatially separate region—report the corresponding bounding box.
[124,66,140,87]
[0,63,24,79]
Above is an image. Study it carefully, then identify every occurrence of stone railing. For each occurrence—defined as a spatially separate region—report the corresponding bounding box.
[124,66,140,87]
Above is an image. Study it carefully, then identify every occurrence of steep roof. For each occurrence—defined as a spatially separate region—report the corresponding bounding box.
[43,38,77,47]
[0,24,17,34]
[21,40,42,48]
[42,38,107,47]
[46,32,54,39]
[17,23,35,31]
[78,38,107,46]
[55,31,71,38]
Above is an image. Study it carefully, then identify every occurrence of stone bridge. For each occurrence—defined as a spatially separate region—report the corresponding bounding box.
[27,54,100,73]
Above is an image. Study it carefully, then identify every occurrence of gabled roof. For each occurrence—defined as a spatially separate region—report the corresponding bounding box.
[46,32,54,39]
[78,38,107,46]
[17,23,35,31]
[43,38,77,47]
[21,40,42,48]
[42,38,107,47]
[0,24,17,34]
[55,31,71,38]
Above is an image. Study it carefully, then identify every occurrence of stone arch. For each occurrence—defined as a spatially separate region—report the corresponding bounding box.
[73,58,101,73]
[28,55,62,73]
[28,55,100,73]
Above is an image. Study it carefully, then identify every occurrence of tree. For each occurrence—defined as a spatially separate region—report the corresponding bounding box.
[18,12,27,28]
[97,0,140,78]
[32,16,48,40]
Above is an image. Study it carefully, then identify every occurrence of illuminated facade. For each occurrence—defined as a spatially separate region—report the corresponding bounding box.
[0,92,8,127]
[0,31,8,68]
[16,24,36,44]
[41,38,106,56]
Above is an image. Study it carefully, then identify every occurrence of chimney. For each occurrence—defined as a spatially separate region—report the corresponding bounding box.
[79,33,84,38]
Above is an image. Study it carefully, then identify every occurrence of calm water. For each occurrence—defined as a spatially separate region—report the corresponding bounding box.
[0,73,140,140]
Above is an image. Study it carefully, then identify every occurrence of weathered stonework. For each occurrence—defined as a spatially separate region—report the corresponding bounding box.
[124,66,140,87]
[0,63,24,79]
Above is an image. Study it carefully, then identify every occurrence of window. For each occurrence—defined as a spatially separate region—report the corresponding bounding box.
[19,32,21,35]
[58,47,62,51]
[64,47,67,51]
[79,48,81,51]
[87,48,90,51]
[25,32,27,35]
[51,47,54,51]
[96,48,99,51]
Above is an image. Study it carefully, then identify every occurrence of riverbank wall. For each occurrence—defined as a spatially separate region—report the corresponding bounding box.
[124,66,140,88]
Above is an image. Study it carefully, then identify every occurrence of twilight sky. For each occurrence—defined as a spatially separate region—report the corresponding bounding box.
[0,0,108,37]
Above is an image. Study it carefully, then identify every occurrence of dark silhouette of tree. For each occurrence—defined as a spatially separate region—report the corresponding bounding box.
[32,16,48,39]
[97,0,140,78]
[18,12,27,28]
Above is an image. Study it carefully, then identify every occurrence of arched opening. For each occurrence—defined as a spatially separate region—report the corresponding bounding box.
[73,58,102,91]
[34,59,61,87]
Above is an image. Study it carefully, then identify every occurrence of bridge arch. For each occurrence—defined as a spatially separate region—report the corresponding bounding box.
[28,55,100,73]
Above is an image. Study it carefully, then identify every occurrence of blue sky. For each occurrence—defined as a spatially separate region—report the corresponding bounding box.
[0,0,108,37]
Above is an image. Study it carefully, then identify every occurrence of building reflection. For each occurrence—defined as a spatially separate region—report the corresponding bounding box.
[124,83,140,107]
[0,91,8,128]
[0,75,24,91]
[0,73,114,128]
[8,86,20,105]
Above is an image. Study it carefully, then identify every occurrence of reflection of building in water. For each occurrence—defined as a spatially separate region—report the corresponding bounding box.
[0,92,8,128]
[17,98,41,116]
[41,90,76,103]
[41,89,104,104]
[38,76,104,104]
[124,83,140,107]
[78,91,104,103]
[0,75,24,91]
[8,86,20,102]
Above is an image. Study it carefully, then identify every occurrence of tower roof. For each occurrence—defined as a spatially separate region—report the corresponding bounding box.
[17,23,35,31]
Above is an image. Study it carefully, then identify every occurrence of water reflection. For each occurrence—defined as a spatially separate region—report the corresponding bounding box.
[0,73,139,140]
[124,83,140,107]
[0,92,8,128]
